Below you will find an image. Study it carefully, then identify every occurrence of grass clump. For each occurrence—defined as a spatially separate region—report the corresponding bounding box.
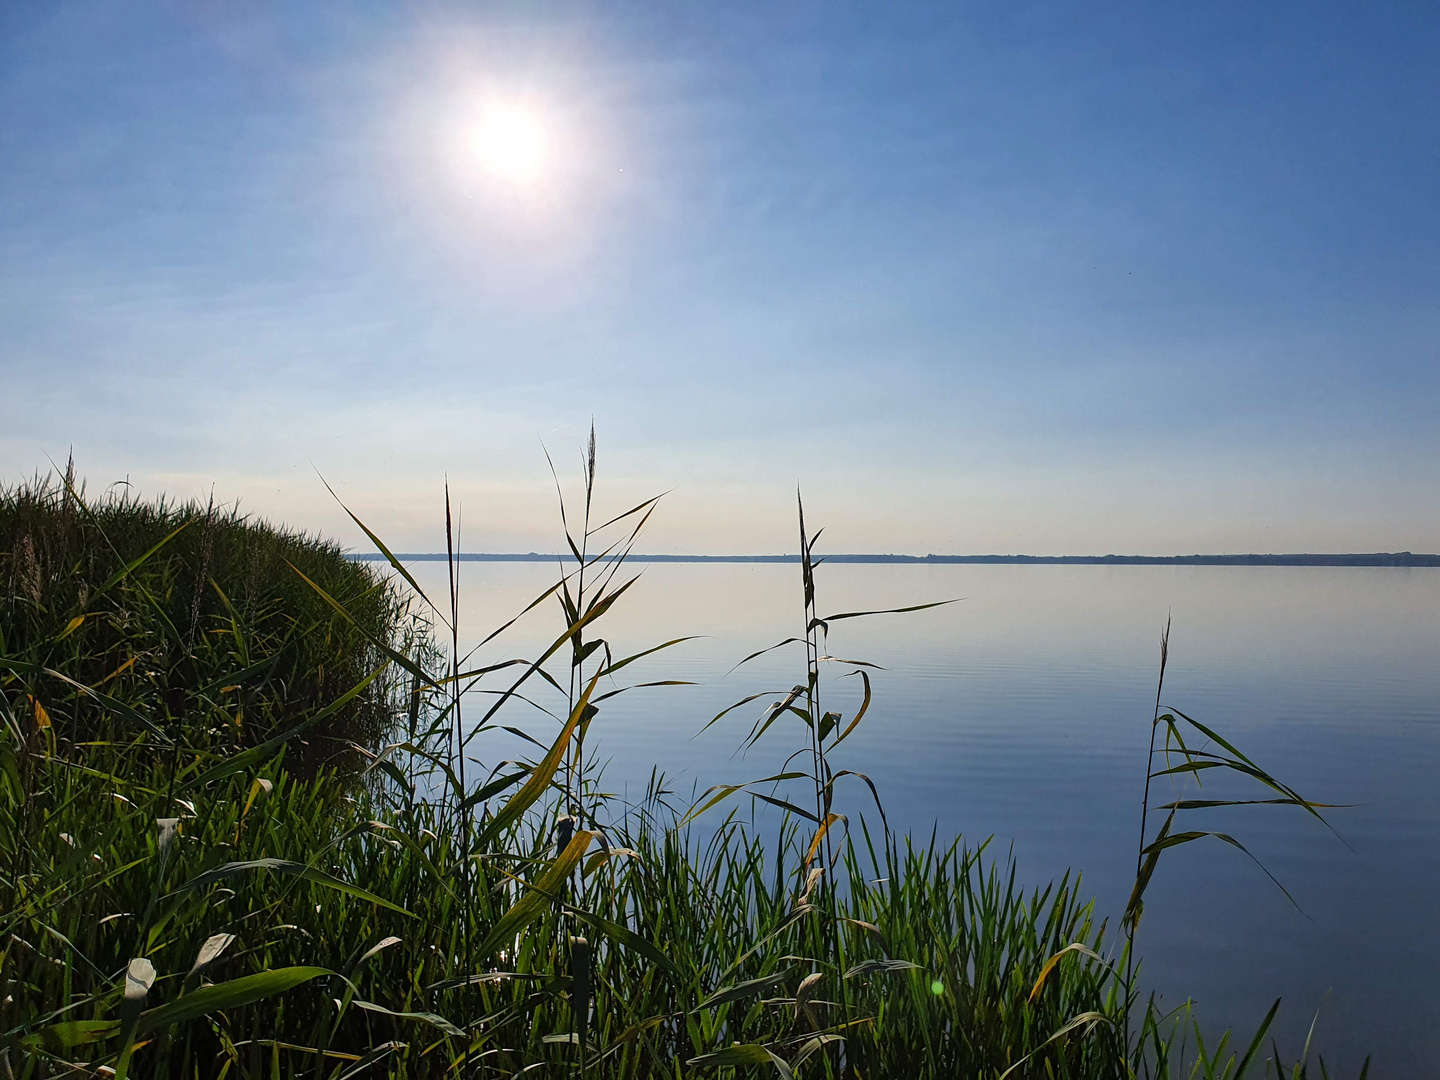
[0,467,428,774]
[0,453,1364,1078]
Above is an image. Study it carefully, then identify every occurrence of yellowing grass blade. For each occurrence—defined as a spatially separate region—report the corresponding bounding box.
[1028,942,1106,1002]
[804,813,846,868]
[478,670,601,847]
[474,830,597,959]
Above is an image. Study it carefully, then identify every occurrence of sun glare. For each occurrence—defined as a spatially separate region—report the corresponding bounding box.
[471,103,548,185]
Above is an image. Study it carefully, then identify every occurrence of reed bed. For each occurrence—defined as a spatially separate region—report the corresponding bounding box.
[0,457,1365,1078]
[0,467,426,773]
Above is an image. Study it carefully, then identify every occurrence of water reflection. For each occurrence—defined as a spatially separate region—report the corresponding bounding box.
[403,560,1440,1075]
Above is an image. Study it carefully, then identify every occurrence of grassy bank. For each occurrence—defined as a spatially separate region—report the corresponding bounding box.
[0,469,1361,1078]
[0,470,426,774]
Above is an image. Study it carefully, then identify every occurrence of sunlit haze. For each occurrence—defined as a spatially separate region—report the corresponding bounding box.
[470,103,548,185]
[3,4,1438,556]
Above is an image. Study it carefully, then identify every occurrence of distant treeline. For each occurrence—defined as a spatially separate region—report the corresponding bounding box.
[351,551,1440,566]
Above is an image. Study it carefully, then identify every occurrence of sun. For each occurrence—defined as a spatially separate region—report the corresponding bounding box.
[470,103,548,185]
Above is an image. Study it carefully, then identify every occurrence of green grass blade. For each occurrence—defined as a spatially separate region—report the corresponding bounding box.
[137,967,331,1035]
[474,831,596,959]
[172,858,412,917]
[316,473,446,624]
[694,972,792,1012]
[185,664,387,789]
[1234,997,1282,1076]
[478,670,600,847]
[689,1043,794,1078]
[351,999,463,1037]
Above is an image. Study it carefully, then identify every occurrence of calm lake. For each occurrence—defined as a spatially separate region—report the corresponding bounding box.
[404,559,1440,1076]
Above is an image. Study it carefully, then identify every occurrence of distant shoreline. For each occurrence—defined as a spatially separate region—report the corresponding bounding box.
[348,552,1440,567]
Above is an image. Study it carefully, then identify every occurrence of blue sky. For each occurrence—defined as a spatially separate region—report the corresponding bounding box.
[2,2,1437,554]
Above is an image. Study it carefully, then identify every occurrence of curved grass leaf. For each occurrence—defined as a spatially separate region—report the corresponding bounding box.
[172,858,412,917]
[810,597,960,630]
[477,671,600,848]
[728,638,805,674]
[751,792,820,823]
[137,966,331,1034]
[694,972,792,1013]
[352,999,463,1037]
[596,636,700,679]
[24,1019,120,1052]
[464,586,632,749]
[474,830,596,959]
[316,473,445,625]
[804,813,846,868]
[843,959,920,979]
[830,670,872,747]
[688,1043,794,1079]
[697,691,780,738]
[1028,943,1107,1002]
[790,1034,844,1070]
[677,773,809,828]
[997,1011,1112,1080]
[826,769,889,834]
[335,1041,408,1080]
[563,903,681,978]
[351,935,401,975]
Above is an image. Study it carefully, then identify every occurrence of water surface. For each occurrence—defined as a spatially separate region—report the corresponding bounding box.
[407,560,1440,1076]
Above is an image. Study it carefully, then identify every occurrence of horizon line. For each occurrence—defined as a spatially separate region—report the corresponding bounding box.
[347,552,1440,567]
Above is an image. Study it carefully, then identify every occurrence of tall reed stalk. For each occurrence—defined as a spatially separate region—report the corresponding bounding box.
[1116,622,1361,1078]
